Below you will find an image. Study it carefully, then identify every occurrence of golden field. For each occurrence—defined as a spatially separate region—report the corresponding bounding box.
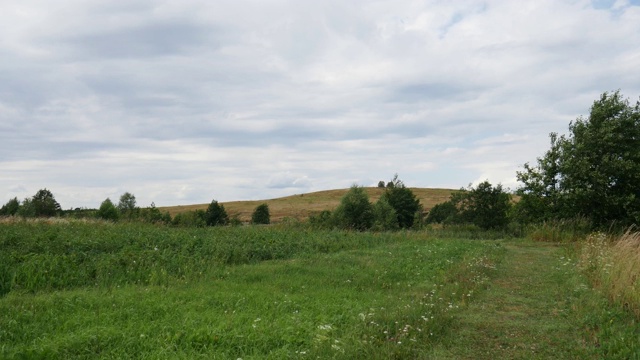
[160,187,456,223]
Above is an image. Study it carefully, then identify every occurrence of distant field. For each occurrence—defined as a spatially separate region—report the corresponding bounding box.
[160,187,456,223]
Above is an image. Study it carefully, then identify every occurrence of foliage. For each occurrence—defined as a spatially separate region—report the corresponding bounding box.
[172,210,206,227]
[308,210,333,229]
[425,201,458,225]
[30,189,62,217]
[96,198,119,221]
[251,203,270,225]
[0,221,504,358]
[381,175,422,229]
[0,197,20,216]
[377,180,385,188]
[517,90,640,228]
[372,197,399,231]
[140,202,171,224]
[117,192,138,219]
[429,181,511,230]
[332,185,374,231]
[205,200,229,226]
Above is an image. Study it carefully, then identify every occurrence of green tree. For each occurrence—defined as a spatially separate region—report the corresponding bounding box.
[425,201,458,225]
[97,198,119,221]
[381,175,422,228]
[372,197,399,231]
[518,91,640,228]
[333,185,373,231]
[251,203,270,224]
[118,192,138,219]
[0,197,20,216]
[377,180,386,188]
[205,200,229,226]
[31,189,61,217]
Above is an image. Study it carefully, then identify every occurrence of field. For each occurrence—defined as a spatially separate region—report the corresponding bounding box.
[160,187,455,222]
[2,219,639,359]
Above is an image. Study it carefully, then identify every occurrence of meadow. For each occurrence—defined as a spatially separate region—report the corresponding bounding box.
[0,219,502,359]
[2,219,640,359]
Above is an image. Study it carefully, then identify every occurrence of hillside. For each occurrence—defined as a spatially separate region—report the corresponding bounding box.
[160,187,456,223]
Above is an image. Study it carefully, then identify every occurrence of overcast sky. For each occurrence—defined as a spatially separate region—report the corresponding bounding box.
[1,0,639,209]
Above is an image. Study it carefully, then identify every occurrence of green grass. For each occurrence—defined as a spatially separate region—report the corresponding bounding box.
[2,220,639,358]
[0,220,502,359]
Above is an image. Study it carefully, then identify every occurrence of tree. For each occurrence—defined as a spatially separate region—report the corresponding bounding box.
[205,200,229,226]
[381,175,422,228]
[97,198,119,221]
[377,181,386,188]
[434,182,511,230]
[425,201,458,225]
[372,197,399,231]
[251,203,270,224]
[333,185,374,231]
[517,91,640,228]
[458,181,511,230]
[118,192,138,218]
[31,189,61,217]
[0,197,20,216]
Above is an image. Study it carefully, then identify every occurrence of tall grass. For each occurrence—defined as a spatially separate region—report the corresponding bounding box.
[0,219,505,359]
[528,218,592,242]
[0,219,410,295]
[578,230,640,317]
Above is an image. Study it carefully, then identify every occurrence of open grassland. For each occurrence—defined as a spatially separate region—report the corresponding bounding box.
[160,187,456,222]
[2,221,639,358]
[0,220,501,359]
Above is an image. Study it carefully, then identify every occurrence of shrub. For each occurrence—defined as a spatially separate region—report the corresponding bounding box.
[372,197,399,231]
[172,210,206,227]
[96,198,119,221]
[251,203,270,225]
[205,200,229,226]
[333,185,373,231]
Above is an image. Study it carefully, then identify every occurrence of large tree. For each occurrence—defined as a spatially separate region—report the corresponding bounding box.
[31,189,62,217]
[517,91,640,227]
[333,185,374,231]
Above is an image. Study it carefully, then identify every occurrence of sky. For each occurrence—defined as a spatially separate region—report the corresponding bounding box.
[1,0,639,209]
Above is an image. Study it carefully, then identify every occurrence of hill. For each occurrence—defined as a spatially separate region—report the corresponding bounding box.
[160,187,456,223]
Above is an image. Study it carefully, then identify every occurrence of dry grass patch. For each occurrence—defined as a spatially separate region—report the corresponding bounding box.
[160,188,456,223]
[579,231,640,317]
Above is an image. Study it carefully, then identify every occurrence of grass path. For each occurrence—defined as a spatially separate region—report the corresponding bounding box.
[428,240,596,359]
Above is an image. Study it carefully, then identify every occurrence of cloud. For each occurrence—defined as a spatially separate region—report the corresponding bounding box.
[1,0,639,208]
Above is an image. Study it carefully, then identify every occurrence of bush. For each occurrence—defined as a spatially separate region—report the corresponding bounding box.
[205,200,229,226]
[251,203,270,225]
[333,185,373,231]
[425,201,458,225]
[96,198,119,221]
[172,210,206,227]
[372,197,399,231]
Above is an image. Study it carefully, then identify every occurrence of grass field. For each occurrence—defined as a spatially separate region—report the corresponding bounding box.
[2,219,639,358]
[159,187,456,223]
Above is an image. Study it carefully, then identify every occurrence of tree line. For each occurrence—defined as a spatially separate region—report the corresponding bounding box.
[1,91,638,232]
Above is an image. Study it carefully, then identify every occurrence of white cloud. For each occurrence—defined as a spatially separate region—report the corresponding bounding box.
[1,0,639,208]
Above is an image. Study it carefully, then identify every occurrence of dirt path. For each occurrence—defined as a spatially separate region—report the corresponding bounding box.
[428,241,595,359]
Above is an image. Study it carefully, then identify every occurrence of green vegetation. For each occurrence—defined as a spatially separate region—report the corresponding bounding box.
[1,220,504,359]
[97,198,119,221]
[517,90,640,228]
[251,203,270,225]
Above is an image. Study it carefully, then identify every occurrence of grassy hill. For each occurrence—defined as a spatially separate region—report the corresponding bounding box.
[160,187,456,223]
